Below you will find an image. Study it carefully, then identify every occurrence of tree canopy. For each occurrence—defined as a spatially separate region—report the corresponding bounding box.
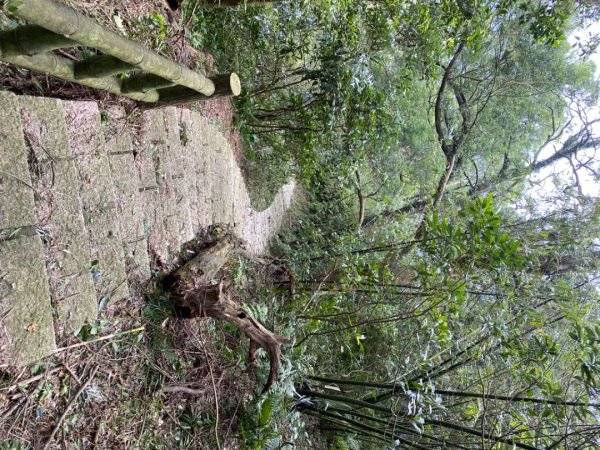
[192,1,600,447]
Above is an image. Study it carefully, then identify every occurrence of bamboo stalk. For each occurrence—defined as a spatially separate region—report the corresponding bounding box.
[151,73,241,107]
[5,0,216,96]
[122,73,175,93]
[0,25,76,57]
[309,376,599,408]
[202,0,279,7]
[211,72,242,96]
[74,54,134,79]
[298,389,393,414]
[0,51,159,102]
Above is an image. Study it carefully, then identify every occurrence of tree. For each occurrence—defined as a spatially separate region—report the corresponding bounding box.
[292,196,600,449]
[189,1,600,447]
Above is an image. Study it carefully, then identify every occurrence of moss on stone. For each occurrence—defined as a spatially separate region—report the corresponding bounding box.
[0,236,56,364]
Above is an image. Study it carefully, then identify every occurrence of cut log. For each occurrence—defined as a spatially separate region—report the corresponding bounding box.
[151,73,241,108]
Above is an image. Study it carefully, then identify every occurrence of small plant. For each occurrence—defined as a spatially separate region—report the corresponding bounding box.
[179,123,190,146]
[0,439,28,450]
[135,11,172,54]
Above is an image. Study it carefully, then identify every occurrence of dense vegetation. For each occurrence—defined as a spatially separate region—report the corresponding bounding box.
[1,0,598,449]
[187,1,600,448]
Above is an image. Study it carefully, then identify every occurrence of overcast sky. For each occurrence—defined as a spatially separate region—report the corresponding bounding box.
[528,23,600,207]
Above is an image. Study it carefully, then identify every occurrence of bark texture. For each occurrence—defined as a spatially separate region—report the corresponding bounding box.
[163,234,290,393]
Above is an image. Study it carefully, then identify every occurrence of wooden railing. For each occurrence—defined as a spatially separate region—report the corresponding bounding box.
[0,0,240,105]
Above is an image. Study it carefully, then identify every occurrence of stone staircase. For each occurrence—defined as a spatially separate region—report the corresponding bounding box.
[0,91,295,366]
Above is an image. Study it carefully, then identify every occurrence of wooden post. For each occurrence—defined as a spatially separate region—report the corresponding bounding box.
[0,51,159,102]
[1,0,242,104]
[151,73,241,107]
[122,73,176,94]
[74,54,134,79]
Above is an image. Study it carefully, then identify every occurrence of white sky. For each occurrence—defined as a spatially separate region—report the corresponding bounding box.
[529,23,600,203]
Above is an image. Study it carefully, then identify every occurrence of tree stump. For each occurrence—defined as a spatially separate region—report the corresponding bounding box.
[163,233,290,393]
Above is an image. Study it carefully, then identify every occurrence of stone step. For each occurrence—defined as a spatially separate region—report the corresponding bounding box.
[175,108,201,233]
[63,101,129,304]
[103,106,152,282]
[0,90,56,364]
[163,107,195,245]
[0,236,57,365]
[18,96,98,335]
[0,91,37,230]
[137,109,179,263]
[187,111,212,229]
[236,180,296,253]
[232,163,251,230]
[208,129,234,225]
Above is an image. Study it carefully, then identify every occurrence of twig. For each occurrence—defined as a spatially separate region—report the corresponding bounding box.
[0,306,13,321]
[1,397,26,421]
[162,385,209,395]
[23,132,57,163]
[93,415,104,448]
[42,365,99,450]
[0,170,35,191]
[182,0,201,31]
[62,363,82,385]
[199,329,221,450]
[302,263,338,312]
[56,49,78,61]
[2,367,61,392]
[54,326,145,352]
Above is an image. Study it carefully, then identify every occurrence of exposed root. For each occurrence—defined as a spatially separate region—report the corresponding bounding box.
[163,233,290,393]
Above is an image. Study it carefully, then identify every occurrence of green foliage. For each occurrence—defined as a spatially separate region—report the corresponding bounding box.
[131,11,173,55]
[0,440,27,450]
[174,1,600,448]
[142,289,180,366]
[569,321,600,387]
[238,371,308,449]
[423,195,525,275]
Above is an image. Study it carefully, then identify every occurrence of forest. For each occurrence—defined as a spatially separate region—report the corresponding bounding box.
[0,0,599,449]
[200,1,600,448]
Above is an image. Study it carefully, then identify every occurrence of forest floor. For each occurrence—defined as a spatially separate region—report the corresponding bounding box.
[0,1,297,448]
[0,92,294,450]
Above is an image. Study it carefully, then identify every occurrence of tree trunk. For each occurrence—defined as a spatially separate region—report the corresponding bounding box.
[163,234,290,393]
